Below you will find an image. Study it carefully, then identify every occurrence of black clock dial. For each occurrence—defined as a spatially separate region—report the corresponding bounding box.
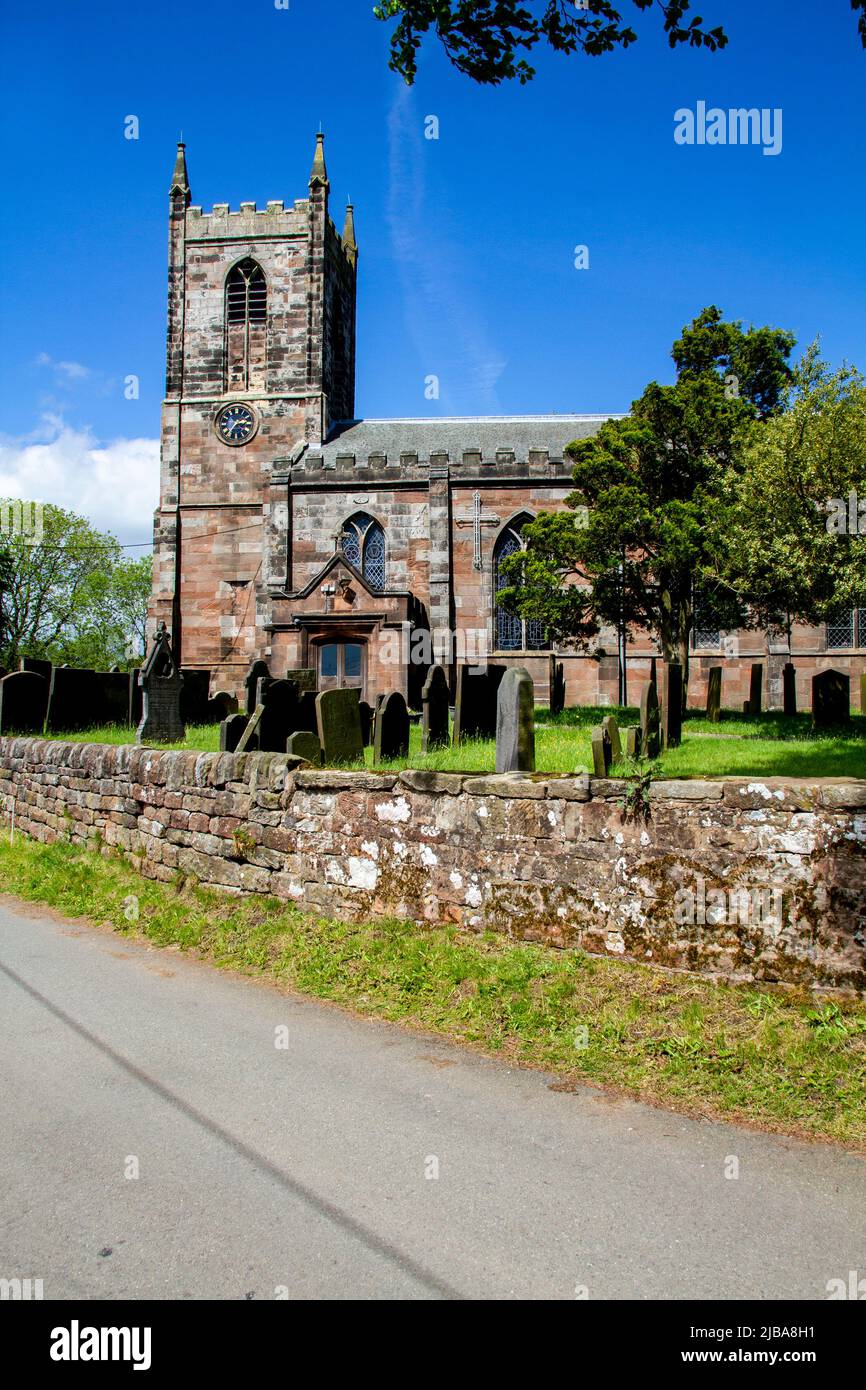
[217,404,256,443]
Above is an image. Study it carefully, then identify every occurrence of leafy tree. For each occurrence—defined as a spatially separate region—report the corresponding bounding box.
[0,502,152,672]
[497,306,796,701]
[712,347,866,643]
[375,1,866,86]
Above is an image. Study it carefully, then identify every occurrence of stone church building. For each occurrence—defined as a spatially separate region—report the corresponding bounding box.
[151,137,865,713]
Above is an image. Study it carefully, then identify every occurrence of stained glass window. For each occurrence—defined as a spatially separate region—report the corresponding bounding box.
[339,514,386,593]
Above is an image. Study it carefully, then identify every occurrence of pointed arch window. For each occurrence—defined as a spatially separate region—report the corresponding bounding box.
[493,516,549,652]
[225,259,267,391]
[340,514,386,593]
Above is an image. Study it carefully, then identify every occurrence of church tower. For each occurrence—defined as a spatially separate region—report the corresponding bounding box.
[150,135,358,683]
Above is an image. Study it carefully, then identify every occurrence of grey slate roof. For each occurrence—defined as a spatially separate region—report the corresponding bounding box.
[319,414,623,465]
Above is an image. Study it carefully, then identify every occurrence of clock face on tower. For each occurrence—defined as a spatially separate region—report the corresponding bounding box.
[215,403,257,445]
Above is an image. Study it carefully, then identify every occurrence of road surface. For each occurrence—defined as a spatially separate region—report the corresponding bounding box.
[1,895,863,1300]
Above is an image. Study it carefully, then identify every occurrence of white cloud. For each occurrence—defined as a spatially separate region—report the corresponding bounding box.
[0,417,159,547]
[34,352,92,382]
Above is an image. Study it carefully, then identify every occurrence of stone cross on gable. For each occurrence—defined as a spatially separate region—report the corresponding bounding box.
[455,492,500,571]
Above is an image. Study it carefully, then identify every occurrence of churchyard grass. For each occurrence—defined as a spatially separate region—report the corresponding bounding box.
[0,830,864,1149]
[21,710,866,778]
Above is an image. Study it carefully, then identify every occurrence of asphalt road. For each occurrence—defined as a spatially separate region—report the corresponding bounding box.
[1,896,863,1300]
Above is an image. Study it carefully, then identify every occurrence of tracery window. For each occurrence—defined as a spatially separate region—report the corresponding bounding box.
[493,516,548,652]
[340,514,386,593]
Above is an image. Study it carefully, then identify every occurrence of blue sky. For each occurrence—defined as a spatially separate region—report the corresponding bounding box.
[0,0,863,545]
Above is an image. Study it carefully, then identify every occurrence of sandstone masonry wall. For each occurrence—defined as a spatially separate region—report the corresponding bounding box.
[1,738,864,991]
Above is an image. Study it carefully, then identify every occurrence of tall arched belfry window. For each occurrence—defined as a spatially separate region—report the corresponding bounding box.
[340,514,386,593]
[493,516,549,652]
[225,259,267,391]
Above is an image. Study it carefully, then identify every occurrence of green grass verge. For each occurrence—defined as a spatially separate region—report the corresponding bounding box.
[1,832,864,1150]
[25,707,866,778]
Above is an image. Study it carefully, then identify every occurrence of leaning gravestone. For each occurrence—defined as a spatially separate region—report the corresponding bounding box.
[601,714,622,765]
[45,666,97,732]
[236,705,264,753]
[421,664,450,752]
[244,659,271,715]
[316,687,364,764]
[590,725,611,778]
[220,712,248,752]
[495,667,535,774]
[783,663,797,717]
[0,671,49,734]
[374,691,410,764]
[812,669,850,728]
[662,662,683,750]
[136,623,185,744]
[747,663,763,716]
[626,725,642,759]
[706,667,722,723]
[286,730,322,765]
[640,679,660,759]
[549,654,565,716]
[452,662,505,743]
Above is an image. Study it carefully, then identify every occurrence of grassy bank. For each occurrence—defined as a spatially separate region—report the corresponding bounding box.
[1,832,864,1150]
[20,707,866,778]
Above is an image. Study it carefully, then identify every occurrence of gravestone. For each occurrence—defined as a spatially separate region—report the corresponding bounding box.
[640,679,660,759]
[812,669,850,728]
[219,712,248,752]
[783,663,797,717]
[601,714,622,765]
[180,669,211,724]
[706,667,722,723]
[96,669,136,725]
[549,654,565,716]
[374,691,410,764]
[495,667,535,774]
[244,659,271,715]
[294,690,319,735]
[358,701,374,747]
[285,668,317,693]
[236,705,264,753]
[136,623,185,744]
[20,656,52,683]
[662,662,683,750]
[0,671,49,734]
[626,725,642,759]
[452,662,505,743]
[286,730,322,764]
[316,687,364,764]
[421,664,450,752]
[747,663,763,716]
[46,667,97,732]
[590,725,611,778]
[207,690,238,722]
[258,678,299,753]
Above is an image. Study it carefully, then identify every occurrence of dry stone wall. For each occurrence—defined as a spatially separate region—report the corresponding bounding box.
[1,738,864,991]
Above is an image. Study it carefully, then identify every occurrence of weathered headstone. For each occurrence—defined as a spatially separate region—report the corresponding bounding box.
[19,656,52,682]
[244,659,271,715]
[180,669,211,724]
[783,663,797,717]
[358,700,374,747]
[421,664,450,752]
[285,668,317,693]
[136,624,185,744]
[640,679,660,759]
[549,654,565,716]
[207,690,238,722]
[495,667,535,774]
[236,705,264,753]
[747,663,763,716]
[590,725,611,778]
[626,725,642,759]
[601,714,622,764]
[220,712,248,752]
[316,687,364,764]
[452,662,505,743]
[258,678,298,753]
[0,671,49,734]
[706,667,722,723]
[286,730,322,764]
[45,666,98,732]
[812,669,850,728]
[374,691,410,764]
[662,662,683,750]
[96,669,136,726]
